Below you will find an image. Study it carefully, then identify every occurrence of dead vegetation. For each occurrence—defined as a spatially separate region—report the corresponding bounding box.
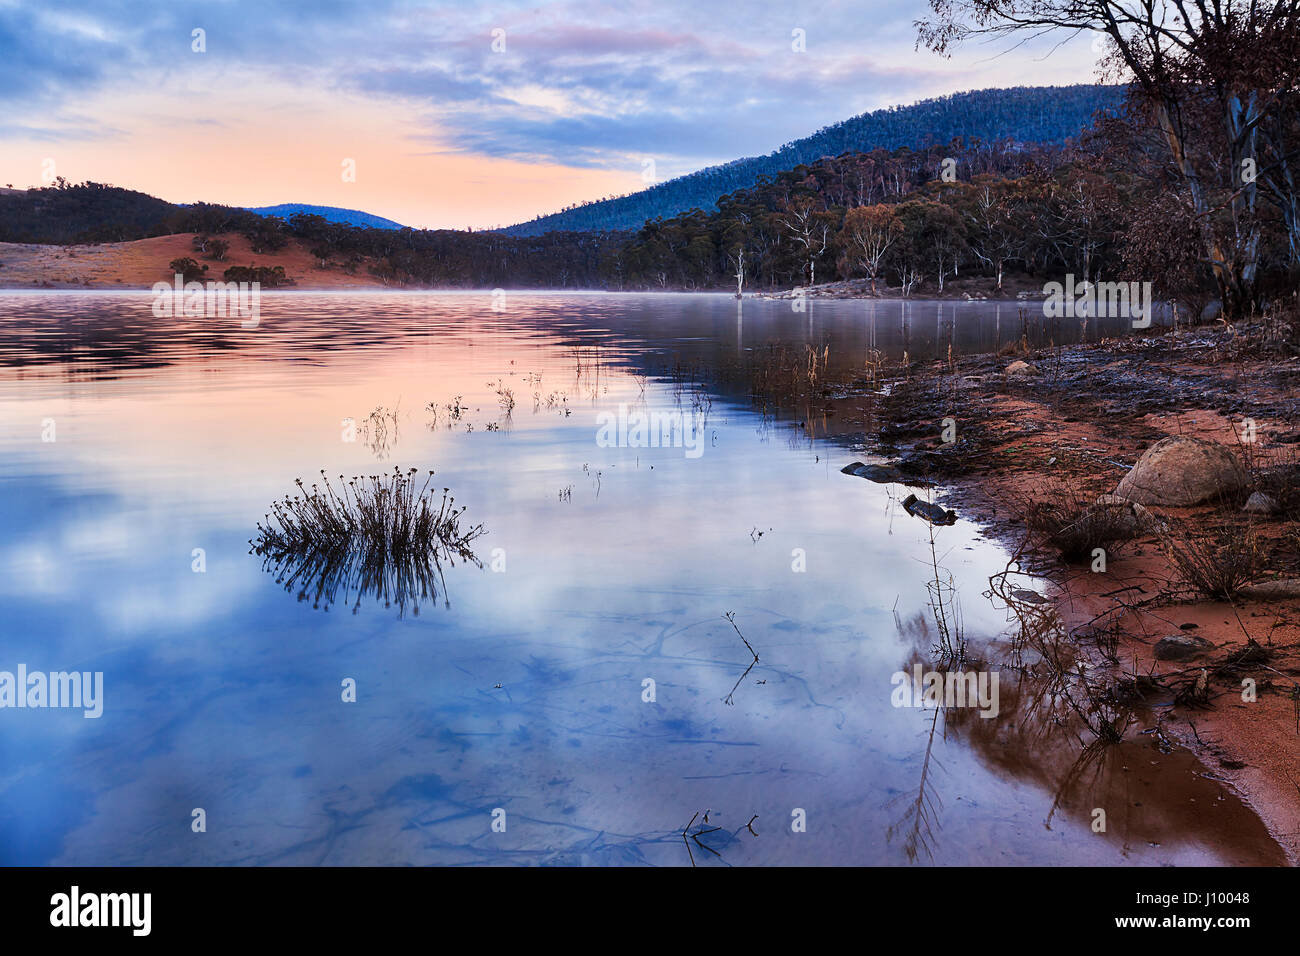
[1162,516,1266,601]
[251,467,485,616]
[1022,477,1136,563]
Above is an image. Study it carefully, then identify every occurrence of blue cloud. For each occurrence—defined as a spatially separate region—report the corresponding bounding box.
[0,0,1090,168]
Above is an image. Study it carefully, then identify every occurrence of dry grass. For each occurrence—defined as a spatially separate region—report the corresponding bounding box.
[1022,478,1136,564]
[1163,517,1265,601]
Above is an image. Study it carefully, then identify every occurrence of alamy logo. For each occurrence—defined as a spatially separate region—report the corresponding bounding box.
[890,665,1000,718]
[50,886,151,936]
[595,404,707,459]
[1042,275,1152,328]
[0,665,103,718]
[151,274,261,328]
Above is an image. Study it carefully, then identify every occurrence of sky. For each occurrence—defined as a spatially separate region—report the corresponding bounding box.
[0,0,1100,230]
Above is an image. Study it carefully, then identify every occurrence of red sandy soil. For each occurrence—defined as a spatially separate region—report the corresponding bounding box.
[0,233,388,290]
[963,399,1300,863]
[848,327,1300,863]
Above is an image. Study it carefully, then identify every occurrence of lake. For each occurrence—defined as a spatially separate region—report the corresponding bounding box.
[0,291,1279,866]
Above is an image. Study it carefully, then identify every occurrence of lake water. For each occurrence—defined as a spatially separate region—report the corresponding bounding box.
[0,291,1279,866]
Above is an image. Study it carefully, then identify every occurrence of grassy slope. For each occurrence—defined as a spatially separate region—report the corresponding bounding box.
[0,233,386,290]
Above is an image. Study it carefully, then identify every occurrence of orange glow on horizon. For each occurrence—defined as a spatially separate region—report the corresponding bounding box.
[0,84,643,231]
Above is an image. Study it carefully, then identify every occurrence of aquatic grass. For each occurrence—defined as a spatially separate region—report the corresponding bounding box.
[251,468,485,616]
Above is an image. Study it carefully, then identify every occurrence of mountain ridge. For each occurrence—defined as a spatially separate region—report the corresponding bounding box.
[501,84,1124,236]
[242,203,406,230]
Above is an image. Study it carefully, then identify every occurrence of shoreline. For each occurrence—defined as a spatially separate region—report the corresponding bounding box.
[826,319,1300,862]
[0,236,1061,299]
[4,250,1296,859]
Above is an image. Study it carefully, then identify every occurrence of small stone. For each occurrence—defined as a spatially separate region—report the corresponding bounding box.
[1154,633,1214,662]
[1242,491,1280,515]
[1005,360,1038,377]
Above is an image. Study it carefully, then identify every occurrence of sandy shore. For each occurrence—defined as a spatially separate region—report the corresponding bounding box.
[820,321,1300,862]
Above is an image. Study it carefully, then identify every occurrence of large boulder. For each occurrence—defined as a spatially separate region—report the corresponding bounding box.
[1115,437,1247,507]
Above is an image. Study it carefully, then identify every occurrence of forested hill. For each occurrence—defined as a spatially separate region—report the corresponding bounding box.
[243,204,406,230]
[501,85,1124,236]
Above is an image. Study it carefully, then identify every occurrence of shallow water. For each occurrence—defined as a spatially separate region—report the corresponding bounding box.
[0,291,1279,866]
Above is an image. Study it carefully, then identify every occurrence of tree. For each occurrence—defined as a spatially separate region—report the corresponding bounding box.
[889,202,929,296]
[167,257,206,282]
[728,245,746,296]
[777,196,834,287]
[918,0,1300,314]
[839,204,904,294]
[961,180,1022,292]
[920,200,967,293]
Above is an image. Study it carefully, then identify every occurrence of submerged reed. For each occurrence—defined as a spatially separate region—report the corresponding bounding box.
[251,468,485,616]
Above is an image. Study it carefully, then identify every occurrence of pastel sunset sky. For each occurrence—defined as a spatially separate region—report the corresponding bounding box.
[0,0,1098,229]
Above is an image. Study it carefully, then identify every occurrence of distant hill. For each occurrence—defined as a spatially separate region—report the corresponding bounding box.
[502,84,1125,236]
[0,181,177,243]
[0,186,411,244]
[243,203,406,230]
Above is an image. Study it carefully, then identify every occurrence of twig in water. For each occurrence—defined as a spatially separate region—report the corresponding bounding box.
[722,611,760,705]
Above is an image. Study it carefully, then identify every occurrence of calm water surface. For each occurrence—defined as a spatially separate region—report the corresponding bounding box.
[0,292,1278,865]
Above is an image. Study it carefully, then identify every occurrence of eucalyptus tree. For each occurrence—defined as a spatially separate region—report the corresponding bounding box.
[919,0,1300,313]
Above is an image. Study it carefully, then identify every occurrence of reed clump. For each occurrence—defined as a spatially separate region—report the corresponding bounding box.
[252,468,484,616]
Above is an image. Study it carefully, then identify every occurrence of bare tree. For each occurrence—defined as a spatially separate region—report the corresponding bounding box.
[840,204,904,293]
[777,196,834,287]
[918,0,1300,314]
[729,245,746,297]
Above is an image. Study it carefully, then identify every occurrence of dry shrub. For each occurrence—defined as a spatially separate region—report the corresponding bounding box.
[1163,518,1265,600]
[1023,479,1136,563]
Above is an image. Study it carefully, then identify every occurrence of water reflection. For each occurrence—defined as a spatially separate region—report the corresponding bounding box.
[250,469,485,617]
[0,291,1271,868]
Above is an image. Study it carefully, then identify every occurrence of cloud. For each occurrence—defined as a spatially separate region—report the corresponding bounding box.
[0,0,1095,173]
[0,6,117,101]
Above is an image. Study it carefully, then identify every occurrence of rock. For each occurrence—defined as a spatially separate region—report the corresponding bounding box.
[1010,588,1048,605]
[896,450,947,476]
[1242,491,1281,515]
[1093,493,1160,534]
[1238,578,1300,601]
[901,493,957,526]
[1005,360,1038,377]
[841,461,903,483]
[1114,436,1247,507]
[1154,633,1215,662]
